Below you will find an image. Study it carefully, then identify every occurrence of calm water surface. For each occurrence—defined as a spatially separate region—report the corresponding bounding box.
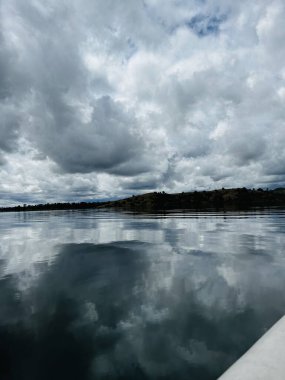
[0,209,285,379]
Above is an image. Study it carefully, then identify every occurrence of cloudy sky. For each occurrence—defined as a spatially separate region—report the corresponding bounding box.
[0,0,285,206]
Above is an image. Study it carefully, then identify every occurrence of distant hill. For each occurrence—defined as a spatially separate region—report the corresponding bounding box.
[100,188,285,211]
[1,188,285,213]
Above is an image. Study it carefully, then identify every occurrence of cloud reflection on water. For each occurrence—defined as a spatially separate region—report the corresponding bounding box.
[0,210,285,379]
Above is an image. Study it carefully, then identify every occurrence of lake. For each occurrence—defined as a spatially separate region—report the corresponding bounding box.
[0,209,285,379]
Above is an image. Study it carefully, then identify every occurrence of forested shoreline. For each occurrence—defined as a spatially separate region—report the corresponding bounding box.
[1,188,285,213]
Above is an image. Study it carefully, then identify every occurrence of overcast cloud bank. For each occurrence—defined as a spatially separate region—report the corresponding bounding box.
[0,0,285,205]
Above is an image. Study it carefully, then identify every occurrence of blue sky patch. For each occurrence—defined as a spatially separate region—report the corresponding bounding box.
[186,13,227,36]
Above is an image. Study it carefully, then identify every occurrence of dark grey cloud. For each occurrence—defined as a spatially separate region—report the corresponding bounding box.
[0,31,22,154]
[122,178,159,191]
[0,107,20,152]
[30,96,146,174]
[0,0,151,176]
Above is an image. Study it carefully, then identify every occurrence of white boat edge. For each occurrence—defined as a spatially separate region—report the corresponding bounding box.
[218,315,285,380]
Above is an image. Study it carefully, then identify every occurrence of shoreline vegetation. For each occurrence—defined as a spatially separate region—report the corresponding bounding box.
[1,187,285,213]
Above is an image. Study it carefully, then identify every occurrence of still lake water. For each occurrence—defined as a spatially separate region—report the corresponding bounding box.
[0,209,285,379]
